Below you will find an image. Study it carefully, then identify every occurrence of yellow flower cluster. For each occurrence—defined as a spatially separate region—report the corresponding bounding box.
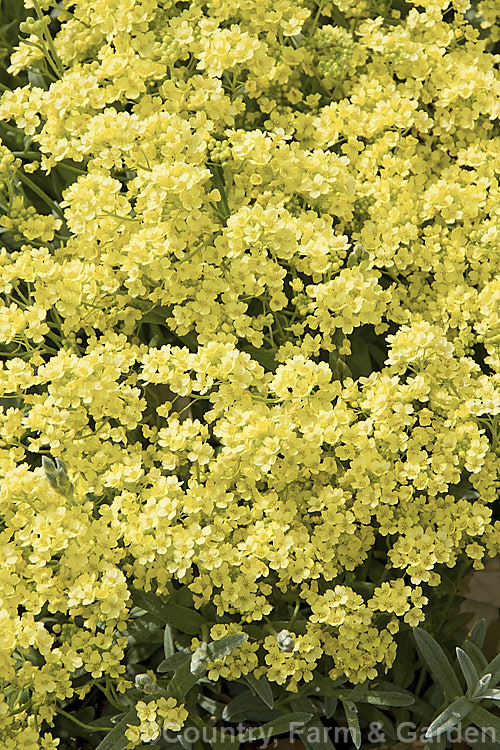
[125,697,188,746]
[0,0,499,741]
[259,628,323,692]
[1,195,62,243]
[191,624,260,681]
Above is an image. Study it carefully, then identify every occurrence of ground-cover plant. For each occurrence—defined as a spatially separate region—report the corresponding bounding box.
[0,0,499,747]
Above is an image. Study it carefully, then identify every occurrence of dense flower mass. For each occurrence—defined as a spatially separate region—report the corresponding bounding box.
[0,0,499,745]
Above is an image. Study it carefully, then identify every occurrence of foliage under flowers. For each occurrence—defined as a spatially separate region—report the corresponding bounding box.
[0,0,499,746]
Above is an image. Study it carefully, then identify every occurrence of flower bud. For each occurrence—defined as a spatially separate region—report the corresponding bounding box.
[135,673,158,694]
[276,629,295,652]
[42,456,74,496]
[190,642,209,676]
[346,243,369,267]
[42,456,58,490]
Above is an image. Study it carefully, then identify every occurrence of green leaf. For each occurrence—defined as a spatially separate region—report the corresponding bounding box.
[129,589,170,621]
[361,689,415,708]
[164,623,175,659]
[479,689,500,701]
[471,674,492,701]
[240,713,313,742]
[167,659,200,700]
[323,695,337,719]
[207,633,247,661]
[329,352,352,383]
[463,641,489,673]
[208,729,240,750]
[198,696,221,715]
[467,736,500,750]
[290,696,315,714]
[245,673,274,709]
[367,342,387,368]
[457,647,479,693]
[349,581,375,597]
[341,700,361,749]
[124,614,163,647]
[425,696,474,738]
[240,344,277,372]
[483,653,500,687]
[27,68,48,89]
[308,674,348,697]
[300,717,336,750]
[141,306,169,325]
[222,690,274,722]
[346,334,372,379]
[0,395,23,412]
[95,709,137,750]
[130,589,204,635]
[290,697,336,750]
[157,651,191,673]
[413,628,463,701]
[359,705,398,744]
[470,704,500,740]
[176,720,200,750]
[424,733,447,750]
[172,586,197,608]
[468,619,488,649]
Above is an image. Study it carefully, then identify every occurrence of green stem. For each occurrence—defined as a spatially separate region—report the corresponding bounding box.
[17,171,64,220]
[107,678,126,712]
[180,244,203,264]
[287,601,300,629]
[308,0,326,37]
[273,311,286,342]
[58,161,87,175]
[94,678,124,711]
[414,664,428,698]
[98,210,137,221]
[8,700,33,716]
[55,706,113,732]
[211,168,230,220]
[72,421,109,441]
[46,0,92,29]
[11,151,40,160]
[263,618,278,636]
[32,0,65,78]
[11,282,31,305]
[176,397,200,418]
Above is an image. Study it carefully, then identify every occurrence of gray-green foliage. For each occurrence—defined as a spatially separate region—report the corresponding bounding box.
[414,621,500,749]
